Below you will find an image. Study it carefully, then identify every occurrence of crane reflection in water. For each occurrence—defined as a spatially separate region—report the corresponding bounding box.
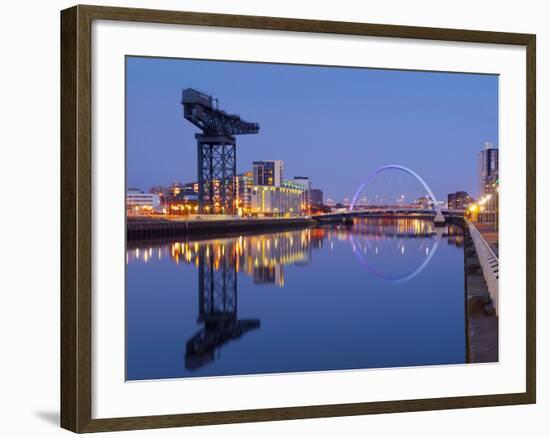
[126,218,464,374]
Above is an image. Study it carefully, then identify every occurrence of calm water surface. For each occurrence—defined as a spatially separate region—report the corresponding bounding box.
[126,218,465,380]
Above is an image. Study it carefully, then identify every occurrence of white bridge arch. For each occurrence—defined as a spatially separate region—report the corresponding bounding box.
[349,164,438,211]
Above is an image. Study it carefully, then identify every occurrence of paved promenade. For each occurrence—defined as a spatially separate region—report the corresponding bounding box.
[464,224,498,363]
[472,221,498,256]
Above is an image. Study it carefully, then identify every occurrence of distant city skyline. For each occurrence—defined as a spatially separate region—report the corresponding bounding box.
[126,56,498,202]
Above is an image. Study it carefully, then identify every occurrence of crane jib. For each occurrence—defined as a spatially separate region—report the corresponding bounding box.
[181,88,260,215]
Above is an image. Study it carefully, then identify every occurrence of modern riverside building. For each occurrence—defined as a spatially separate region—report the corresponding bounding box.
[165,186,199,215]
[162,175,252,215]
[310,188,323,207]
[478,142,499,224]
[250,181,305,216]
[292,176,311,213]
[479,142,499,198]
[447,191,472,210]
[126,188,161,214]
[253,160,284,187]
[236,171,254,214]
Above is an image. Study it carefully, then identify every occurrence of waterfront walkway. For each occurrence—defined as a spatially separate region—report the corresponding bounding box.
[472,222,498,256]
[464,222,499,363]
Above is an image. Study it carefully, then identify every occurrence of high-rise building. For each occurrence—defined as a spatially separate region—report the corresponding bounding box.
[479,142,499,198]
[479,142,499,223]
[253,160,283,187]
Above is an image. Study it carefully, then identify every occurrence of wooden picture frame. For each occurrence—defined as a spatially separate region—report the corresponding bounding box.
[61,4,536,433]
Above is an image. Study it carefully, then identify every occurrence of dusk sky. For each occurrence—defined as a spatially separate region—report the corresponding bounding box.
[126,56,498,202]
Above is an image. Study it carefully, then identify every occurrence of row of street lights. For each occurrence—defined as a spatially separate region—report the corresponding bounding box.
[467,192,498,229]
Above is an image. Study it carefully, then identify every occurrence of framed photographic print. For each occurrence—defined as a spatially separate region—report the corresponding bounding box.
[60,4,536,433]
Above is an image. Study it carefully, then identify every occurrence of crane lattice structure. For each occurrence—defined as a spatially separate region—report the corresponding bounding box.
[182,88,260,214]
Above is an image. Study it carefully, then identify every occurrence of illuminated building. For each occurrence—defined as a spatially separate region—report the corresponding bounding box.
[292,176,311,213]
[168,181,185,196]
[165,186,199,215]
[447,191,472,210]
[253,160,283,187]
[478,142,499,225]
[126,188,160,214]
[250,181,305,216]
[479,142,499,200]
[236,171,254,213]
[149,185,169,196]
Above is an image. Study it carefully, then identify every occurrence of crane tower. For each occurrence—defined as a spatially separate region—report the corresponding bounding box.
[181,88,260,214]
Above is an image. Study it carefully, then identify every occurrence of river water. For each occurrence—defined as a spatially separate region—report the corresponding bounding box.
[126,218,466,380]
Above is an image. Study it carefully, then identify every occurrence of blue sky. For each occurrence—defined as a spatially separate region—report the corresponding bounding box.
[126,56,498,202]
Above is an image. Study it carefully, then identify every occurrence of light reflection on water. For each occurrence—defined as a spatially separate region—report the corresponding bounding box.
[126,218,466,380]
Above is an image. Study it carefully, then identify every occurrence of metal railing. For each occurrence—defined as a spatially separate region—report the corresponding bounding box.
[466,219,499,316]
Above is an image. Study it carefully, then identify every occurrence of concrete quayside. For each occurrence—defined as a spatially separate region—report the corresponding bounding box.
[127,215,317,241]
[463,220,499,363]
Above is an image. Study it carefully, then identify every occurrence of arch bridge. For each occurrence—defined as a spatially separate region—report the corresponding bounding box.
[316,164,452,225]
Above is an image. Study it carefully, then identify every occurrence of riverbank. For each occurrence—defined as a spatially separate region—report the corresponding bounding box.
[127,216,316,241]
[464,222,499,363]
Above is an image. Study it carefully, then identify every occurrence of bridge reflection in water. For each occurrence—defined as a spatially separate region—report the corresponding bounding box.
[126,218,465,379]
[350,218,463,282]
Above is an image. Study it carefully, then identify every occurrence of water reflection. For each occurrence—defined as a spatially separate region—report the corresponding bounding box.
[127,219,463,286]
[127,228,325,287]
[126,218,465,377]
[349,218,463,282]
[185,245,260,370]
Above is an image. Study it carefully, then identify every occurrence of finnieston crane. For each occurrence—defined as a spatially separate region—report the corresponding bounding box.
[181,88,260,214]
